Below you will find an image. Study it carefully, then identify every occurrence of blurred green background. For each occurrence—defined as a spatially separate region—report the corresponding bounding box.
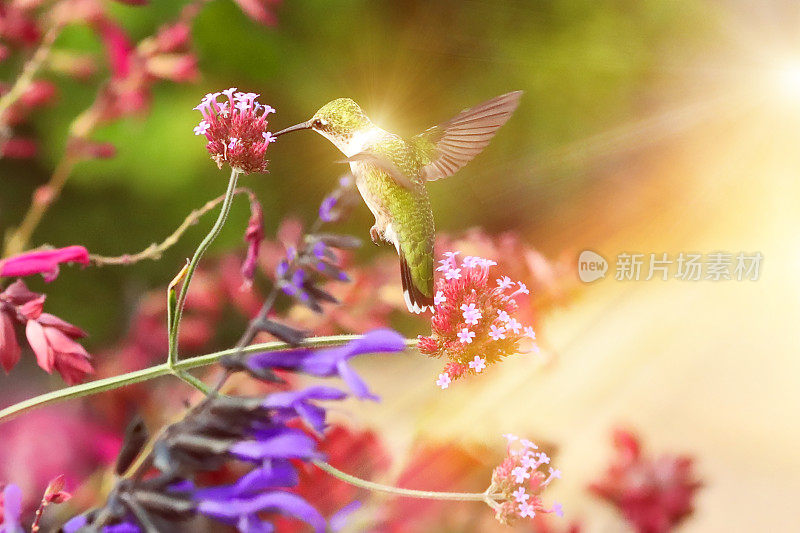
[1,0,711,345]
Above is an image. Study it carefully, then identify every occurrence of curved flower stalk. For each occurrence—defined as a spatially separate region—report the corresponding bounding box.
[418,252,539,388]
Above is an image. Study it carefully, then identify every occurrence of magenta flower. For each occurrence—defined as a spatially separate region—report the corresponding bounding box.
[25,317,93,385]
[0,307,21,374]
[0,280,93,383]
[194,89,277,174]
[0,245,90,282]
[241,199,265,284]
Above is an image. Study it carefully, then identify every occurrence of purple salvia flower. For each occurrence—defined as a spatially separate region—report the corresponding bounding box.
[245,329,406,400]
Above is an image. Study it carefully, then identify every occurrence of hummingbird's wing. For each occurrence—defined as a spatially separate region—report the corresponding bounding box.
[417,91,523,181]
[339,151,416,189]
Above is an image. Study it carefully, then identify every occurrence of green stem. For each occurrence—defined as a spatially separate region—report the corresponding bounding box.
[168,168,240,367]
[175,370,213,395]
[0,335,416,425]
[0,25,60,122]
[312,459,493,502]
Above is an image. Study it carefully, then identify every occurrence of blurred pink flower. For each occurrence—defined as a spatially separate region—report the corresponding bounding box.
[589,429,701,533]
[0,137,37,158]
[0,280,93,384]
[0,406,120,513]
[0,245,90,281]
[242,199,265,284]
[233,0,282,26]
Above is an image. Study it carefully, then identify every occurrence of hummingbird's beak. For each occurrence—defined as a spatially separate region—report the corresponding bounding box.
[273,120,313,137]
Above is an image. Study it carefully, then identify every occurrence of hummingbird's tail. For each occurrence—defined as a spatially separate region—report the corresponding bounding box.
[399,252,434,314]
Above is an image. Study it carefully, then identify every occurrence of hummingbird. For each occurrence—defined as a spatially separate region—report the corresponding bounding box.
[273,91,522,313]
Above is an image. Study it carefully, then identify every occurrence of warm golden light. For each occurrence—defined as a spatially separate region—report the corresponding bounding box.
[772,59,800,102]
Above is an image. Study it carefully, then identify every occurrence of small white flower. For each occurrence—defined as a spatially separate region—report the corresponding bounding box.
[434,290,446,306]
[489,324,506,341]
[457,327,475,344]
[468,356,486,373]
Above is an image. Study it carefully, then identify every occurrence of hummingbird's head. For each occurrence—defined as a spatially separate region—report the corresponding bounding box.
[273,98,375,156]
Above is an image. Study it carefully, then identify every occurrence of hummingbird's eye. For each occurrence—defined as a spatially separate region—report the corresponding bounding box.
[312,119,325,130]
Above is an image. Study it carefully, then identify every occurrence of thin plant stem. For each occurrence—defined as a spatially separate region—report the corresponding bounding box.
[175,369,212,395]
[0,336,417,424]
[3,155,77,257]
[168,168,240,367]
[0,25,61,123]
[312,459,495,502]
[90,187,257,266]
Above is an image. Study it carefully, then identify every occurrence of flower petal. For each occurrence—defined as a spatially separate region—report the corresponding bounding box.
[230,429,318,462]
[25,320,53,372]
[0,311,21,374]
[199,492,324,533]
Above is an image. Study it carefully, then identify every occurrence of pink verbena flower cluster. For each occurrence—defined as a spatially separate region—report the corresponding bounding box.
[417,252,538,388]
[193,88,277,174]
[589,429,701,533]
[490,434,563,526]
[0,280,93,384]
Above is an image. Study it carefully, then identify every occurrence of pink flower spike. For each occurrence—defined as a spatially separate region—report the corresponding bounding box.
[468,355,486,373]
[457,327,475,344]
[512,487,529,503]
[0,245,90,282]
[433,290,446,305]
[241,200,265,284]
[436,372,451,389]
